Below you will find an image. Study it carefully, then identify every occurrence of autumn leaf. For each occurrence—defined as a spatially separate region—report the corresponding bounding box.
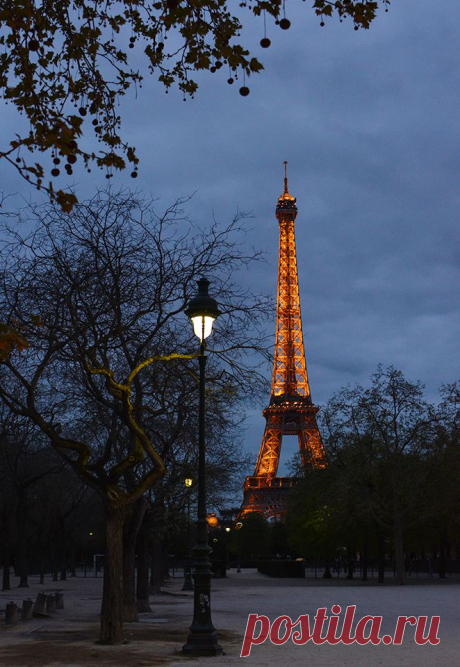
[0,0,389,210]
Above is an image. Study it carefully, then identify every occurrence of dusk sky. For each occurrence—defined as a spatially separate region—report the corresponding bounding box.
[1,1,459,475]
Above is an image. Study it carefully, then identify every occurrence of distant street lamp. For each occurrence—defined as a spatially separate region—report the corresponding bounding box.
[182,278,222,657]
[235,521,243,573]
[182,476,194,591]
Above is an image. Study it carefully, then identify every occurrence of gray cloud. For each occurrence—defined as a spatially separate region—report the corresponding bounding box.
[1,0,459,465]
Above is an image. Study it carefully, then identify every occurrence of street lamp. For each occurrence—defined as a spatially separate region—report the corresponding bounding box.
[182,476,194,591]
[182,277,223,657]
[235,521,243,573]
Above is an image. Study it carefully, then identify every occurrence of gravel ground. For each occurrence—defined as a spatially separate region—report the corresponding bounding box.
[0,569,458,666]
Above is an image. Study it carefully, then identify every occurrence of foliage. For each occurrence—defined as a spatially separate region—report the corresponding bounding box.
[418,382,460,550]
[0,322,29,361]
[232,511,270,560]
[0,409,88,588]
[286,366,457,583]
[0,0,390,208]
[0,313,44,362]
[287,468,348,559]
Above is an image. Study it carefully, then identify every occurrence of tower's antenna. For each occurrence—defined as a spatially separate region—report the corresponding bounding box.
[283,160,289,193]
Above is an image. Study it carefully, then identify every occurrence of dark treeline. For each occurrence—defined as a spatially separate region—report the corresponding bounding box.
[286,366,460,585]
[0,407,245,596]
[0,413,105,590]
[0,190,269,643]
[229,368,460,585]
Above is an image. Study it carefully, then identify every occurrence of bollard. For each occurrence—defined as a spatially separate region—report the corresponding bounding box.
[34,592,47,613]
[46,594,57,613]
[5,602,19,625]
[55,591,64,610]
[22,599,34,621]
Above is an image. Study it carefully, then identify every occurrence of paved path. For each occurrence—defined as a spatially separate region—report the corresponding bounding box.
[168,569,459,666]
[0,569,458,666]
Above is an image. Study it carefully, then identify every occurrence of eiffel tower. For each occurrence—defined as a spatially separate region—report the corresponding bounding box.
[241,163,326,520]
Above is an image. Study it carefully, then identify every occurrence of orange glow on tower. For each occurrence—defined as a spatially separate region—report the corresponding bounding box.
[241,163,326,519]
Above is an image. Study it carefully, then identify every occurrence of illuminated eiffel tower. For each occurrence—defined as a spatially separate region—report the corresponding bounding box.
[241,163,325,520]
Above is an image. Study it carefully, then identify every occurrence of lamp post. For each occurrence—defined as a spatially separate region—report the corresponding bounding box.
[182,277,223,656]
[182,477,194,591]
[235,521,243,573]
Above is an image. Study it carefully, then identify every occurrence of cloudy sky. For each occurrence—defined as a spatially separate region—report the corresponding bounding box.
[2,1,459,473]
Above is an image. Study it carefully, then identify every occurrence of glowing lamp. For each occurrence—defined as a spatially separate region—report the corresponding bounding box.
[183,276,222,655]
[191,315,214,341]
[185,278,220,342]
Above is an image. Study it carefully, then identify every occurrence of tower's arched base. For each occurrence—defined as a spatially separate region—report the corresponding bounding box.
[241,476,298,522]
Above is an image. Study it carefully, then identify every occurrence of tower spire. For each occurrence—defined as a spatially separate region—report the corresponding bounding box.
[283,160,289,195]
[277,161,296,207]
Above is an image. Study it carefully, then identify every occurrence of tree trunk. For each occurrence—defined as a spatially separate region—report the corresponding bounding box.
[1,510,13,591]
[100,503,126,645]
[438,530,447,579]
[394,513,406,585]
[16,491,29,588]
[122,497,148,622]
[36,528,46,585]
[52,551,59,582]
[149,538,165,594]
[346,546,354,579]
[162,545,170,580]
[361,542,368,582]
[122,539,137,622]
[60,545,67,580]
[136,511,152,612]
[59,517,67,580]
[39,544,46,584]
[69,543,77,577]
[2,544,11,591]
[378,531,385,584]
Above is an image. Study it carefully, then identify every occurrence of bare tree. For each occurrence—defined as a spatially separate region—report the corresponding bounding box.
[0,189,271,642]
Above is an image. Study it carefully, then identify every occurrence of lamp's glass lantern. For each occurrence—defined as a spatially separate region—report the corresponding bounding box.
[191,315,215,341]
[186,277,221,342]
[185,477,193,488]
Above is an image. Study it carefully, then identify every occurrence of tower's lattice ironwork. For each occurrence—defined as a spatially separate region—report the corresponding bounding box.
[241,164,325,520]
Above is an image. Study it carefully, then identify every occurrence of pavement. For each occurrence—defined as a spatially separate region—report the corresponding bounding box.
[0,568,458,666]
